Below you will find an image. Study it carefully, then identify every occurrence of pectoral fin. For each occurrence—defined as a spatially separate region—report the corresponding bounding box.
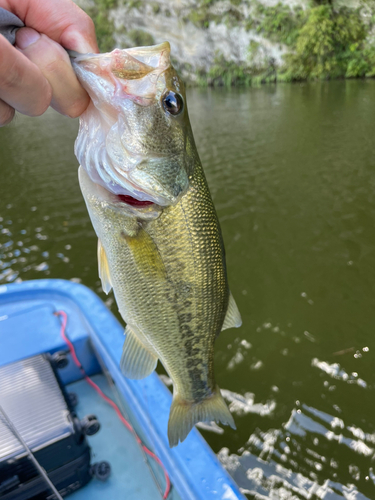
[98,239,112,294]
[120,325,158,379]
[222,292,242,331]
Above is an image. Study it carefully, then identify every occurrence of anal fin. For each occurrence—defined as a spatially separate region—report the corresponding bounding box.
[120,325,158,379]
[222,292,242,331]
[98,239,112,294]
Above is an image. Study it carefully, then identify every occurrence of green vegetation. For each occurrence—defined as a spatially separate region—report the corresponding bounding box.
[198,41,276,87]
[152,2,160,14]
[202,55,253,86]
[199,1,375,86]
[82,0,155,52]
[247,2,305,46]
[283,4,375,80]
[127,0,143,9]
[128,30,155,47]
[184,1,220,28]
[83,0,375,85]
[183,0,242,29]
[85,0,118,52]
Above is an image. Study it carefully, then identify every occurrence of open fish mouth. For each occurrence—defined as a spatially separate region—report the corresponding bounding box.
[116,194,154,207]
[71,43,171,79]
[78,166,162,221]
[73,42,191,207]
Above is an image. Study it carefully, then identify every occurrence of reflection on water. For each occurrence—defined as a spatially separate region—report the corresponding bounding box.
[220,400,375,499]
[1,80,375,498]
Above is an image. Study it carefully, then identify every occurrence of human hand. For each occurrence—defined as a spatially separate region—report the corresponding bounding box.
[0,0,99,126]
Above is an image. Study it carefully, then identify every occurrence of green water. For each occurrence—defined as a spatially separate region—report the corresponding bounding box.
[1,81,375,498]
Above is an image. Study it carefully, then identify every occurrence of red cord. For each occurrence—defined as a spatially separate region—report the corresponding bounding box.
[54,310,171,499]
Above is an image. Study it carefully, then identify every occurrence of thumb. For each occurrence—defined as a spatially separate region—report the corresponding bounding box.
[16,27,90,118]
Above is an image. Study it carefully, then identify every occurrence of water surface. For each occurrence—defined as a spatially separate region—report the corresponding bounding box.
[1,81,375,499]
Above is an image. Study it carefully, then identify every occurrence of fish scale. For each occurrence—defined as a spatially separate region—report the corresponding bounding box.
[152,163,226,400]
[75,42,242,447]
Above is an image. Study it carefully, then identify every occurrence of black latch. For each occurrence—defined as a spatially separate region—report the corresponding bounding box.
[0,475,20,494]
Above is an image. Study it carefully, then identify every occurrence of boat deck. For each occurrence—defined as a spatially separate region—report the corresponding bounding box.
[68,374,176,500]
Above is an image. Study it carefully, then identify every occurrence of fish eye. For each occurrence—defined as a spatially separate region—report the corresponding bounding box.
[162,90,184,116]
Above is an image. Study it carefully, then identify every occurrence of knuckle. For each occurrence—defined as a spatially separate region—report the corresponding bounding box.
[0,41,24,90]
[0,62,21,90]
[84,16,96,34]
[65,106,83,119]
[30,103,50,117]
[27,86,52,117]
[64,97,88,118]
[78,11,96,35]
[0,103,15,127]
[44,58,64,76]
[0,38,52,117]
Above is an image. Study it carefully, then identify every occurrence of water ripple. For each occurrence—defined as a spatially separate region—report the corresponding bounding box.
[2,84,375,498]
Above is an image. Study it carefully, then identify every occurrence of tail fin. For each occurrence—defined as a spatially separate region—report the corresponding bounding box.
[167,386,236,447]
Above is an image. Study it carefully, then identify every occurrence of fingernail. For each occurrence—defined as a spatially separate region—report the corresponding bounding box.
[16,28,41,50]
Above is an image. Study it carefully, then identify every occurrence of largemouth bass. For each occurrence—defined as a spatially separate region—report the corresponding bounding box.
[73,43,242,447]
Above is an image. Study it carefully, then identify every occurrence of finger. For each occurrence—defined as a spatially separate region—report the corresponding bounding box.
[3,0,98,53]
[16,28,90,118]
[0,98,15,127]
[0,35,52,116]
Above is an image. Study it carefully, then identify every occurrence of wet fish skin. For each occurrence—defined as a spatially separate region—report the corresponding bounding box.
[75,43,242,447]
[73,43,194,206]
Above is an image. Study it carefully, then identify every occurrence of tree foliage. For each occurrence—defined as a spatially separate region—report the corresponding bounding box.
[284,5,375,80]
[248,2,305,46]
[246,1,375,82]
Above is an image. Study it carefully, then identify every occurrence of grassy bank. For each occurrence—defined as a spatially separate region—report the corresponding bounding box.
[201,0,375,86]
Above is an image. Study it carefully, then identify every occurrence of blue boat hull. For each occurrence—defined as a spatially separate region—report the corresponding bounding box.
[0,279,245,500]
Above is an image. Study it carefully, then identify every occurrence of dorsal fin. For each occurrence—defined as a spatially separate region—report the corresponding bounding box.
[222,292,242,331]
[97,239,112,294]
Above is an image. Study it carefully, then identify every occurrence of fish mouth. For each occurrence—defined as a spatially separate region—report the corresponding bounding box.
[73,42,190,208]
[110,190,163,220]
[71,42,171,74]
[79,166,162,218]
[81,158,183,207]
[101,182,159,211]
[116,194,154,208]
